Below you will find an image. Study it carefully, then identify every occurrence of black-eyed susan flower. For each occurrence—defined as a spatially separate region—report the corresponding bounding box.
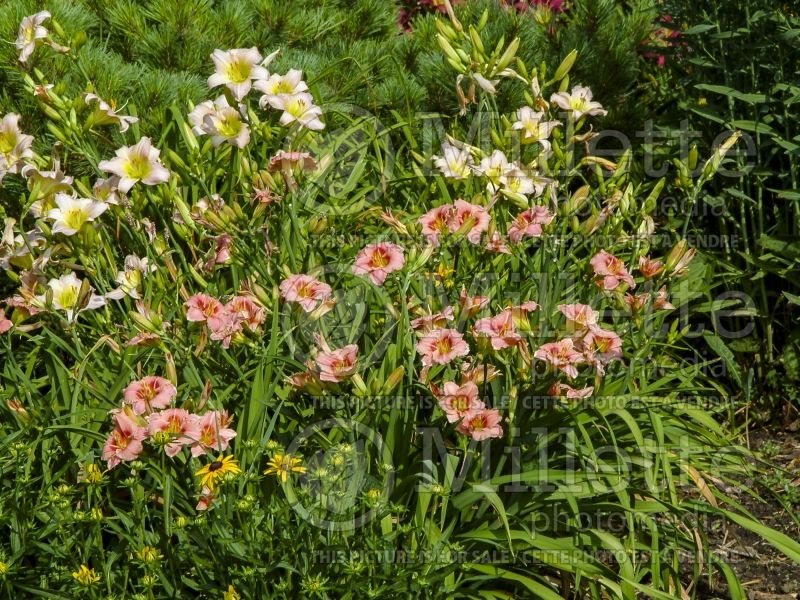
[195,454,241,491]
[72,565,100,586]
[263,454,306,483]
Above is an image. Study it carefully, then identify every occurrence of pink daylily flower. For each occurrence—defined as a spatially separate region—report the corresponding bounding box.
[208,310,243,349]
[507,206,554,243]
[549,382,594,399]
[415,328,470,366]
[0,309,12,334]
[185,294,226,330]
[410,306,454,332]
[316,344,359,382]
[437,381,484,423]
[485,231,511,254]
[638,256,664,279]
[457,408,504,441]
[449,199,490,244]
[279,274,332,312]
[147,408,202,457]
[557,303,599,332]
[102,412,147,469]
[654,287,675,310]
[226,296,265,331]
[533,338,585,379]
[590,250,636,290]
[624,293,649,313]
[123,376,177,415]
[473,310,523,350]
[191,410,237,457]
[582,327,623,372]
[459,289,490,318]
[352,242,405,286]
[418,205,453,246]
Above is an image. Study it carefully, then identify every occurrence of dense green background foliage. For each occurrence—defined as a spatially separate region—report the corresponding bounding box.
[655,0,800,418]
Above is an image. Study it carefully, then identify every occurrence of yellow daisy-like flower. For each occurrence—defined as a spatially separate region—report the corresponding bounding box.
[195,455,241,491]
[81,463,104,485]
[72,565,100,586]
[264,454,307,483]
[224,584,241,600]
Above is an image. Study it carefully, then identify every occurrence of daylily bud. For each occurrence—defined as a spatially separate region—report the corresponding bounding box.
[250,283,273,307]
[308,215,328,235]
[409,244,435,272]
[688,144,699,172]
[531,76,541,99]
[469,26,485,56]
[478,9,489,30]
[702,131,742,180]
[665,239,696,276]
[437,35,465,70]
[381,367,405,395]
[496,37,520,72]
[643,178,665,213]
[351,373,368,397]
[563,185,590,215]
[552,49,578,82]
[165,352,177,385]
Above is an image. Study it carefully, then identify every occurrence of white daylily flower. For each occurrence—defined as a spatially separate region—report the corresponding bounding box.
[473,150,511,192]
[188,101,215,136]
[106,255,156,300]
[550,86,607,120]
[512,106,561,150]
[23,161,75,216]
[46,193,108,236]
[188,96,250,148]
[84,93,139,132]
[37,272,105,322]
[0,113,34,181]
[207,48,270,101]
[98,137,170,193]
[433,142,474,179]
[273,93,324,131]
[0,218,44,270]
[499,166,535,197]
[254,69,309,109]
[16,11,50,63]
[93,176,124,206]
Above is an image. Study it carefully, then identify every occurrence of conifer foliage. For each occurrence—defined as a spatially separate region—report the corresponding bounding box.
[0,0,661,146]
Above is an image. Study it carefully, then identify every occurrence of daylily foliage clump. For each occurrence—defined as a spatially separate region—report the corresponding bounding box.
[0,5,794,600]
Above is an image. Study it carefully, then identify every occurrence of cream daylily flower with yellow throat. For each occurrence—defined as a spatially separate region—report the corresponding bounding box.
[207,48,275,101]
[550,86,607,121]
[273,93,324,131]
[512,106,561,150]
[188,96,250,148]
[46,193,108,236]
[98,137,170,194]
[106,255,156,300]
[0,113,34,180]
[433,142,474,180]
[16,11,50,63]
[255,69,309,109]
[37,272,106,322]
[84,93,139,133]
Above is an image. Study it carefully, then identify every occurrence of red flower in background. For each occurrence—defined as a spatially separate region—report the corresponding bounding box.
[642,15,683,68]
